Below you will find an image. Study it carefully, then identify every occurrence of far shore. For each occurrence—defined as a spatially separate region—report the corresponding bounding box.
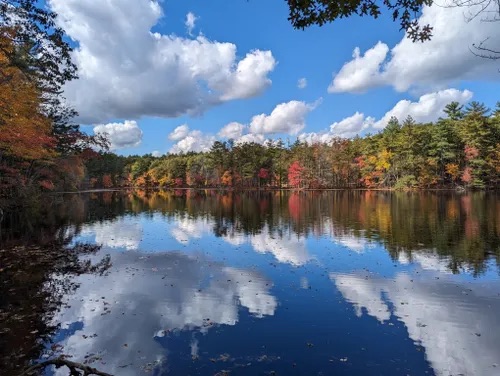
[50,186,490,194]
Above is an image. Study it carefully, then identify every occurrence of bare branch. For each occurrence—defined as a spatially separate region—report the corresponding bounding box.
[469,38,500,59]
[20,358,113,376]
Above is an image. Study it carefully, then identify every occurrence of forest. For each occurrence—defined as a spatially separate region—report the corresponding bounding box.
[86,102,500,191]
[1,0,500,207]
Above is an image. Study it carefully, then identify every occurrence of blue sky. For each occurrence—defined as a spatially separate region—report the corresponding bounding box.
[47,0,500,155]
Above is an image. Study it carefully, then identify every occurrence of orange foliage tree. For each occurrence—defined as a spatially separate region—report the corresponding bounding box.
[0,30,58,194]
[221,170,233,187]
[0,31,56,161]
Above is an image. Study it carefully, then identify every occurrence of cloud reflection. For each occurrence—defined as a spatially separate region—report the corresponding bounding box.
[53,251,276,375]
[250,228,311,266]
[332,271,500,376]
[334,232,373,253]
[80,218,143,250]
[169,217,311,266]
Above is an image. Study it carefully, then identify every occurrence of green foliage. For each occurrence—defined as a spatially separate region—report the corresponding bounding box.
[394,175,418,190]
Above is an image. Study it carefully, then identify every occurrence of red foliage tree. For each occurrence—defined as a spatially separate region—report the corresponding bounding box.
[102,174,113,188]
[258,168,269,180]
[464,145,479,161]
[174,177,184,187]
[461,167,473,184]
[288,161,304,189]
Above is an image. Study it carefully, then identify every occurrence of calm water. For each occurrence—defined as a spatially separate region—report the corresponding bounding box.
[1,190,500,375]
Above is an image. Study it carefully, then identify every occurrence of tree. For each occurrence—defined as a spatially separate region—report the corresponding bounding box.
[258,167,270,188]
[208,141,229,185]
[221,170,233,187]
[288,161,304,189]
[465,101,490,118]
[443,102,464,121]
[102,174,113,188]
[286,0,434,42]
[0,33,55,161]
[1,2,108,156]
[0,0,76,92]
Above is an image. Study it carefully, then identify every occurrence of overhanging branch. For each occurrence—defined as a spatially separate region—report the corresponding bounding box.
[20,358,113,376]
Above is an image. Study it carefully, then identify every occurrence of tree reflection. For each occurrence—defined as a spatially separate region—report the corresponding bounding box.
[108,190,499,275]
[1,202,111,375]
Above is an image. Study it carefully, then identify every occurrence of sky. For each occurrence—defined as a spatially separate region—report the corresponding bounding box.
[46,0,500,156]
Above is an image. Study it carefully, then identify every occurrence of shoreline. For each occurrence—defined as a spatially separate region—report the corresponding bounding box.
[50,186,492,194]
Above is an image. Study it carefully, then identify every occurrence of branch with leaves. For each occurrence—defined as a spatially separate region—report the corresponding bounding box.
[286,0,434,41]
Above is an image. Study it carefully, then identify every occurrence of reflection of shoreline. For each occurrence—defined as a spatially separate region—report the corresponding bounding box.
[65,189,499,275]
[53,251,277,376]
[56,187,470,194]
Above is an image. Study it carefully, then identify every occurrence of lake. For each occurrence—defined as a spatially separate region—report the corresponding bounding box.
[1,190,499,375]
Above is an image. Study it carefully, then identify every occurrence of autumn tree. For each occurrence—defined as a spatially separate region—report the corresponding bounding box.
[1,2,109,198]
[288,161,304,189]
[0,33,54,161]
[258,167,270,188]
[0,0,84,152]
[0,32,57,194]
[221,170,233,187]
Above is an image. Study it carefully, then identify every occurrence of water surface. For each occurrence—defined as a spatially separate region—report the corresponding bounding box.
[1,190,499,375]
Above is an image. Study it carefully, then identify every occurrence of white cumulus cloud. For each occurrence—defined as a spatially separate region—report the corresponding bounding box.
[249,100,319,135]
[328,3,500,93]
[49,0,276,123]
[234,133,267,145]
[235,133,267,145]
[218,122,246,139]
[218,50,276,101]
[329,42,388,93]
[372,88,473,129]
[93,120,143,150]
[297,77,307,89]
[80,219,143,250]
[250,227,311,266]
[170,126,216,154]
[330,112,374,137]
[168,124,190,141]
[299,88,472,142]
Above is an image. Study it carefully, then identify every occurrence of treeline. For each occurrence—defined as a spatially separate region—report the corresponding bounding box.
[88,101,500,190]
[0,2,106,204]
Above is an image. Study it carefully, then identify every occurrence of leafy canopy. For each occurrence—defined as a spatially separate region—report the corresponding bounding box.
[286,0,434,42]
